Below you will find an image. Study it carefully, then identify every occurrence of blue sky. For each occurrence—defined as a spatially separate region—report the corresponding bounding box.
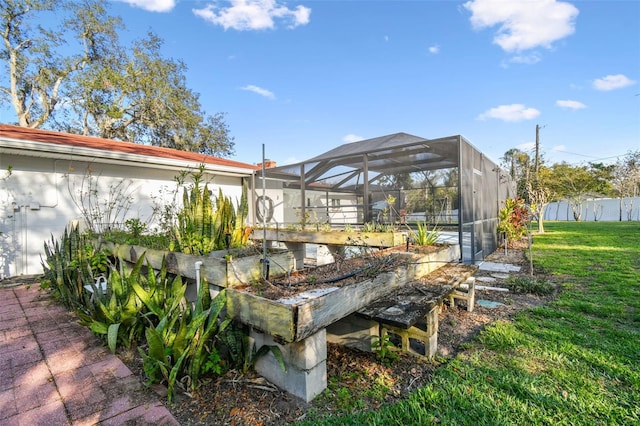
[10,1,640,168]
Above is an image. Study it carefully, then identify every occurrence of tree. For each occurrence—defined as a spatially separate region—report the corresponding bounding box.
[63,32,234,156]
[404,169,458,221]
[549,162,612,221]
[613,150,640,221]
[527,165,553,233]
[1,0,235,157]
[0,0,119,128]
[501,148,531,199]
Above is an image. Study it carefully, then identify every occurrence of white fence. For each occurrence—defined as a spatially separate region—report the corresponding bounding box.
[543,197,640,221]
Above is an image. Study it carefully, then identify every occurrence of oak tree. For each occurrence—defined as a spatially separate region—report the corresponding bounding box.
[1,0,234,156]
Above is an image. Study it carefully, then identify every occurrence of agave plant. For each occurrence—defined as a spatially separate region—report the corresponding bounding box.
[412,221,440,246]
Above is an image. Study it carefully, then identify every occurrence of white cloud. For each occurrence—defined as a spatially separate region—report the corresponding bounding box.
[193,0,311,31]
[464,0,578,52]
[241,85,276,99]
[119,0,176,12]
[477,104,540,122]
[592,74,637,91]
[343,134,364,143]
[509,53,541,65]
[428,44,440,54]
[552,145,567,152]
[556,99,586,109]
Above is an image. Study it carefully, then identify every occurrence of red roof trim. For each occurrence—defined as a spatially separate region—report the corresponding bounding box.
[0,124,258,170]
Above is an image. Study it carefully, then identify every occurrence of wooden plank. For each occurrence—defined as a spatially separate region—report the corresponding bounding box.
[253,229,408,248]
[227,289,296,342]
[101,242,294,288]
[226,251,295,287]
[294,270,405,341]
[291,244,462,340]
[106,243,228,284]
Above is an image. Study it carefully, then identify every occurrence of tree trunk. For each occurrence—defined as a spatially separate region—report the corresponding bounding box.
[536,203,546,233]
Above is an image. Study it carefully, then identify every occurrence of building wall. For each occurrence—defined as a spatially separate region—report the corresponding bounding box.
[0,153,246,278]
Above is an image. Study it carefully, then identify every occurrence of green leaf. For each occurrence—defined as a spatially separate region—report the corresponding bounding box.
[107,323,120,354]
[88,320,109,335]
[146,326,166,363]
[168,350,189,402]
[254,345,286,373]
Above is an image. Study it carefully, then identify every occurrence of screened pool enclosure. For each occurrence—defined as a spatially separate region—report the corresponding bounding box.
[251,133,516,263]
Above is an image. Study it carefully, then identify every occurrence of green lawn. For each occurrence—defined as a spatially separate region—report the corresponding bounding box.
[299,221,640,425]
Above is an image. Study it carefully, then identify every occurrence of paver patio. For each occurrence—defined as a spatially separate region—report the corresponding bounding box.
[0,283,179,426]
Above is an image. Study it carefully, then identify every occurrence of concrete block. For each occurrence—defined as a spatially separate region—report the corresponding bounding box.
[284,242,305,270]
[251,328,327,402]
[316,245,335,266]
[380,305,439,359]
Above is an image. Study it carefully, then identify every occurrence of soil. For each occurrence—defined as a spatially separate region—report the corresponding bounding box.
[118,239,555,426]
[238,244,442,300]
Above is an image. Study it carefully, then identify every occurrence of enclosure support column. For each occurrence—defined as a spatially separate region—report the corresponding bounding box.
[363,154,369,222]
[300,164,306,226]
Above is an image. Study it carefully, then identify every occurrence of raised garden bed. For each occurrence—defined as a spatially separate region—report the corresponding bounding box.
[227,244,460,343]
[102,240,459,343]
[101,241,295,288]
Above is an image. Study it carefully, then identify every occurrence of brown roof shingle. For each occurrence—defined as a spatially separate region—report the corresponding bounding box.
[0,124,258,170]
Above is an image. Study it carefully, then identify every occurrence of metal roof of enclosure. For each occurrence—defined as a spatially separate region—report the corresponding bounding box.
[254,133,515,263]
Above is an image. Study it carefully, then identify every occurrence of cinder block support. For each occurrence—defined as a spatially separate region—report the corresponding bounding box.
[380,305,439,358]
[326,313,379,352]
[449,277,476,312]
[316,245,335,266]
[284,242,306,270]
[251,328,327,402]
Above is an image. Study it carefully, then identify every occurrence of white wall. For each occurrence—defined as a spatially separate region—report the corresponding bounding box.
[0,154,247,278]
[543,197,640,222]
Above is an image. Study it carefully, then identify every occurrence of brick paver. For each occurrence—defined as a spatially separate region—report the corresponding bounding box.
[0,285,179,425]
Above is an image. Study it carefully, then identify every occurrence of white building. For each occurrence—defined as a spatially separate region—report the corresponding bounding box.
[0,124,257,278]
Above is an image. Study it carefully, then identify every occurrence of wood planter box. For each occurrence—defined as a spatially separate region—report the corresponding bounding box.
[100,242,295,288]
[100,240,459,343]
[227,244,460,343]
[252,229,409,248]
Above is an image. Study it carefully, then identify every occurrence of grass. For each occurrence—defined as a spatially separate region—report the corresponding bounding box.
[298,221,640,425]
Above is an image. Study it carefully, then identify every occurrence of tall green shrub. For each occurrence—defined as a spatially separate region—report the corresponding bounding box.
[173,178,251,255]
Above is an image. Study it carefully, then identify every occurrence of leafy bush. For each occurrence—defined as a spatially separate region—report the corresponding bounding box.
[371,333,399,366]
[498,197,530,244]
[77,255,146,353]
[139,283,232,401]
